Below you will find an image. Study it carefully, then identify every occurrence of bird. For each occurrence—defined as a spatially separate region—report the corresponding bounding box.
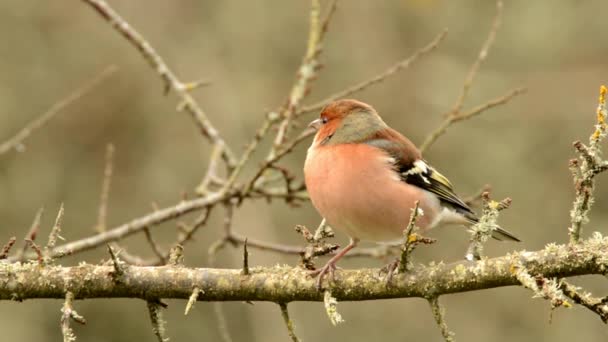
[303,99,519,287]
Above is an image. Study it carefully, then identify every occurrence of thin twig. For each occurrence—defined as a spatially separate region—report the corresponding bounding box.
[398,201,422,273]
[12,190,231,262]
[81,0,236,168]
[560,280,608,323]
[428,296,455,342]
[242,129,315,197]
[16,208,44,262]
[271,0,326,152]
[449,1,503,117]
[46,204,65,250]
[0,66,117,156]
[143,227,166,264]
[279,303,301,342]
[568,85,608,243]
[298,29,447,115]
[419,1,525,153]
[96,144,114,233]
[466,193,511,261]
[61,291,86,342]
[147,300,169,342]
[420,85,525,152]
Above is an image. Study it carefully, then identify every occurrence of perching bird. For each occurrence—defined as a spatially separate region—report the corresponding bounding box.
[303,99,519,286]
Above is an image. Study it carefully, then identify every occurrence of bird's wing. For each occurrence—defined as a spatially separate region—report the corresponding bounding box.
[364,128,475,217]
[398,159,475,216]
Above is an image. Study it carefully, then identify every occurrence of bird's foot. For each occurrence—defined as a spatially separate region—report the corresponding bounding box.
[309,260,340,290]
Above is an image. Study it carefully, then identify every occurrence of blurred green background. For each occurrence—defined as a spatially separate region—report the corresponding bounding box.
[1,1,607,341]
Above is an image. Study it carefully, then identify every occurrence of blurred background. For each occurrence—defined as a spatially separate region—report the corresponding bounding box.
[1,1,607,341]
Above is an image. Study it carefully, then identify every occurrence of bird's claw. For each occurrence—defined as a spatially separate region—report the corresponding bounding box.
[309,261,339,290]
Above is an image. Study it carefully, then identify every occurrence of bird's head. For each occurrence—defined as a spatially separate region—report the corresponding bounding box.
[308,99,388,146]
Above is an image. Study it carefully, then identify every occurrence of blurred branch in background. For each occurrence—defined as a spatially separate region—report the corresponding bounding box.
[0,66,116,157]
[419,1,525,153]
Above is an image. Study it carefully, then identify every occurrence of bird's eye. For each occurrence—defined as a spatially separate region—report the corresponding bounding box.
[321,117,328,124]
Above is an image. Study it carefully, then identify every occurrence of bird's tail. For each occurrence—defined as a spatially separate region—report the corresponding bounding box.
[463,212,521,242]
[491,225,521,242]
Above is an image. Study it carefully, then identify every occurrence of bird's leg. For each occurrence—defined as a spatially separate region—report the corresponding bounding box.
[309,238,359,290]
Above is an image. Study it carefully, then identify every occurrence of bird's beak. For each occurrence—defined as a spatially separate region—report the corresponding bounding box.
[308,118,322,131]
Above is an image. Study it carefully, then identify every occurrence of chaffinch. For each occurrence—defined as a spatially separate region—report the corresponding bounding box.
[304,99,519,285]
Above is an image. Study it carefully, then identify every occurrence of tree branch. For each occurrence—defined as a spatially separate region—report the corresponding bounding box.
[3,235,607,302]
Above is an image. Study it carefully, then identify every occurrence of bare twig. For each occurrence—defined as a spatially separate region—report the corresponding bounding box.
[61,292,86,342]
[96,144,114,233]
[466,193,511,261]
[420,87,526,152]
[147,300,169,342]
[0,66,116,156]
[46,204,65,250]
[143,227,166,264]
[398,201,422,273]
[81,0,236,168]
[428,296,455,342]
[16,208,43,262]
[449,1,503,117]
[569,85,608,243]
[12,190,231,262]
[418,1,527,153]
[299,29,448,115]
[242,129,315,197]
[279,303,301,342]
[512,260,570,310]
[271,0,327,152]
[560,280,608,323]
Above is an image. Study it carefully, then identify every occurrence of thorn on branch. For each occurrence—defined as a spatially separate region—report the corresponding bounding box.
[25,239,44,266]
[107,244,125,280]
[185,287,202,316]
[279,302,301,342]
[241,238,250,276]
[46,203,65,250]
[0,237,16,260]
